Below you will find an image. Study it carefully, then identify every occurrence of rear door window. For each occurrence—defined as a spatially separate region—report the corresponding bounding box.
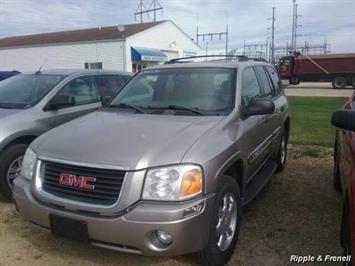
[265,66,282,95]
[254,66,274,99]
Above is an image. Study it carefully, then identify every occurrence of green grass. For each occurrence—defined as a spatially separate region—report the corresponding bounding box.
[288,97,346,147]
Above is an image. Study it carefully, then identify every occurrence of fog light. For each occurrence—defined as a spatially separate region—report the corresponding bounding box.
[156,230,173,245]
[183,202,204,218]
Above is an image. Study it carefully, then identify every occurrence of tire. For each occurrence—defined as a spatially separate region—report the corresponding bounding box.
[0,144,28,201]
[340,202,352,266]
[198,175,242,266]
[275,133,288,173]
[352,77,355,89]
[290,76,299,85]
[333,77,347,89]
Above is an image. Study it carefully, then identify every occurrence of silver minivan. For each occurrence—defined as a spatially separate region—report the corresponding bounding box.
[0,69,130,200]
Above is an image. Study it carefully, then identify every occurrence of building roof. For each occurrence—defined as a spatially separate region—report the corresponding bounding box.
[0,21,166,49]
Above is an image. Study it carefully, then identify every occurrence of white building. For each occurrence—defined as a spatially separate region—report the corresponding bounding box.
[0,20,200,73]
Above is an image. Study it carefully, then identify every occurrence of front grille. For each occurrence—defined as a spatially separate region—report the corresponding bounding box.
[42,161,126,205]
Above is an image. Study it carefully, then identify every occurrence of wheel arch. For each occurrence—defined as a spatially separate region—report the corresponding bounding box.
[223,159,245,197]
[0,133,39,155]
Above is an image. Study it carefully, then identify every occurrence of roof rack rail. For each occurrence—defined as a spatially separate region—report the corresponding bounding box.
[165,55,251,64]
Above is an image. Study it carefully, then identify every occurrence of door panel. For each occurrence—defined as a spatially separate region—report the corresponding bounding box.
[47,75,100,128]
[240,67,273,179]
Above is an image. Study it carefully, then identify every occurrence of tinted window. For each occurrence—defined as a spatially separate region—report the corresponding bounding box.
[111,68,235,115]
[241,68,262,106]
[94,75,130,98]
[0,74,65,109]
[57,76,99,105]
[266,66,282,95]
[255,66,274,99]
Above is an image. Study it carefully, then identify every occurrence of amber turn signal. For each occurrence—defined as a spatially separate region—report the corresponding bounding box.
[180,169,202,198]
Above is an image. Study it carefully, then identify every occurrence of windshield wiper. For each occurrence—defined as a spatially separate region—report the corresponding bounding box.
[109,103,146,114]
[148,105,205,115]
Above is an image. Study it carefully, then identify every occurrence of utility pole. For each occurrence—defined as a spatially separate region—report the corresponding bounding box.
[196,25,229,55]
[271,7,275,64]
[291,0,296,52]
[135,0,163,23]
[225,23,229,56]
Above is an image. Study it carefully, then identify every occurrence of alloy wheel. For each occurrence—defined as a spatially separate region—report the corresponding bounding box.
[6,156,24,188]
[216,192,238,251]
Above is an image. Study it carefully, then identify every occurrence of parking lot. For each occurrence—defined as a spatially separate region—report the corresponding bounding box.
[0,146,342,266]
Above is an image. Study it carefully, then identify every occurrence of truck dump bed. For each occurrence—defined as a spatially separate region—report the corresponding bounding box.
[295,53,355,75]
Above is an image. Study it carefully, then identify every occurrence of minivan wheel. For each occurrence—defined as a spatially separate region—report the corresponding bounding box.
[0,144,28,201]
[276,135,288,173]
[332,77,347,89]
[198,175,241,266]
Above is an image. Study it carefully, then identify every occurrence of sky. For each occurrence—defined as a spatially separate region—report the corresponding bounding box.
[0,0,354,53]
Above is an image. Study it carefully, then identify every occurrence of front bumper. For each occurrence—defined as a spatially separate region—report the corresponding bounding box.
[13,177,215,256]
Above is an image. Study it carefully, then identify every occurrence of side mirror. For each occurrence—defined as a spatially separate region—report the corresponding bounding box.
[331,109,355,131]
[45,95,75,111]
[244,98,275,116]
[101,96,112,107]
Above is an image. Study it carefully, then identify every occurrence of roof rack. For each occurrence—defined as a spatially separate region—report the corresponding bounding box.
[165,55,268,64]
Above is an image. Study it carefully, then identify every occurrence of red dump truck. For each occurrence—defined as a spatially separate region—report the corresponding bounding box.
[278,53,355,89]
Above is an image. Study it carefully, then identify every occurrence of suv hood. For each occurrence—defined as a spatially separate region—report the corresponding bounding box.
[32,111,223,170]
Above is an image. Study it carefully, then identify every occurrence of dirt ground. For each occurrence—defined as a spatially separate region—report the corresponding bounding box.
[0,147,343,266]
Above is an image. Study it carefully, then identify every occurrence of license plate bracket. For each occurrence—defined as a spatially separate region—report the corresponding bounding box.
[50,214,89,242]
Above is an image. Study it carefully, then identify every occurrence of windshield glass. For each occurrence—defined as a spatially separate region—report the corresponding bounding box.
[0,74,65,109]
[110,68,235,115]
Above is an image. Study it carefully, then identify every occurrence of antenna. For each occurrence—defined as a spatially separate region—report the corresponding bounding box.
[35,58,47,74]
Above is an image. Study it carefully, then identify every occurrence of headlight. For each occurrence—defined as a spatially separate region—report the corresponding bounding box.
[20,147,37,181]
[142,164,203,201]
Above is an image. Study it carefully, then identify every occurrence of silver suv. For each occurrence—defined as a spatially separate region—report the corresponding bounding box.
[13,56,289,266]
[0,69,130,200]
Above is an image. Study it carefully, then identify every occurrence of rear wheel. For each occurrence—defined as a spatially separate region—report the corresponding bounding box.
[0,144,28,201]
[276,134,288,173]
[333,77,347,89]
[198,175,241,266]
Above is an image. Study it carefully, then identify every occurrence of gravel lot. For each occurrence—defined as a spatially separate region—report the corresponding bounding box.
[0,146,342,266]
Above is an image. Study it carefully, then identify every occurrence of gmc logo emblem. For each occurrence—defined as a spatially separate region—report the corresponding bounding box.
[59,173,96,190]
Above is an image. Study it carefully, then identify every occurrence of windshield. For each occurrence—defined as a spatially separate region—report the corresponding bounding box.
[110,68,235,115]
[0,74,65,109]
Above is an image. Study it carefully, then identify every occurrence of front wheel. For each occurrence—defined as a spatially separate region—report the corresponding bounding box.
[198,175,241,266]
[0,144,28,201]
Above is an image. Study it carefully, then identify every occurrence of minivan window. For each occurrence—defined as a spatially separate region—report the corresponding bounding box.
[110,68,235,115]
[94,75,130,98]
[0,74,65,109]
[56,76,99,106]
